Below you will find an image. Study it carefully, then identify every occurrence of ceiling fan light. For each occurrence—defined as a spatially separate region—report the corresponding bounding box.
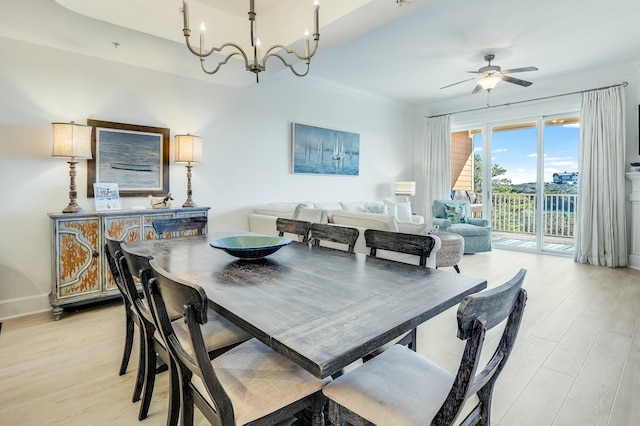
[478,75,501,90]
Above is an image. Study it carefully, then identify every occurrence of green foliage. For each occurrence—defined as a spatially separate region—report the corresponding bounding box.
[473,154,512,193]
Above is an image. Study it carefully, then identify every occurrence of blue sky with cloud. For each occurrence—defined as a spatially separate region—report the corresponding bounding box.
[474,124,579,184]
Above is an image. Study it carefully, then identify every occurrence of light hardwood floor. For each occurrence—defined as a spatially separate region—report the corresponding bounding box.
[0,248,638,425]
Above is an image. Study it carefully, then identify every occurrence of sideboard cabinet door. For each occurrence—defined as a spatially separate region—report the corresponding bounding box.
[50,216,101,320]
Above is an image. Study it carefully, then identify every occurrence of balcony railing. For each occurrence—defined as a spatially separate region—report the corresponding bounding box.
[479,193,577,238]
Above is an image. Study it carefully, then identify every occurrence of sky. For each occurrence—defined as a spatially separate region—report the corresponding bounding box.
[473,123,580,184]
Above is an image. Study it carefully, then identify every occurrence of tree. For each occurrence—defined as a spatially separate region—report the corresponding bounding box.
[473,154,512,194]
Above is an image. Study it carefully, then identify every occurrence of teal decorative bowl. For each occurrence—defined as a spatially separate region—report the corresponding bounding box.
[210,235,292,259]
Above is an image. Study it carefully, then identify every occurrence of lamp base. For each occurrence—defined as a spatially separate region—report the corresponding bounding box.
[182,199,198,208]
[62,202,83,214]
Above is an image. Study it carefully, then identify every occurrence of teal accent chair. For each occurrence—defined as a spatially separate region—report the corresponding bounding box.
[432,199,492,253]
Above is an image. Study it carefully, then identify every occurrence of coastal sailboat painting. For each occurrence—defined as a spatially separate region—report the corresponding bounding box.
[292,123,360,176]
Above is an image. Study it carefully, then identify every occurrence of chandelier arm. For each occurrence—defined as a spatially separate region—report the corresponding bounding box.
[264,53,311,77]
[262,37,320,62]
[200,52,246,75]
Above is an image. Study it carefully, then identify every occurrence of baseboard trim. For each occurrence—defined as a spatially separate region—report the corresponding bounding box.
[0,294,51,321]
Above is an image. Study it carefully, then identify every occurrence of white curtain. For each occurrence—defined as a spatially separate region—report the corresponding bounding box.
[574,86,627,267]
[419,115,451,225]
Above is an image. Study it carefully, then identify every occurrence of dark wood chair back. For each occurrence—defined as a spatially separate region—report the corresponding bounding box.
[116,245,178,422]
[143,260,235,425]
[152,216,207,238]
[309,223,359,253]
[104,237,136,377]
[433,268,528,425]
[364,229,437,267]
[276,218,312,243]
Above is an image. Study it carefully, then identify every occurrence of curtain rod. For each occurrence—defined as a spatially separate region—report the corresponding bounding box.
[426,81,629,118]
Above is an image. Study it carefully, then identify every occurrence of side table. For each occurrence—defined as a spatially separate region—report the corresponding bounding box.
[435,231,464,273]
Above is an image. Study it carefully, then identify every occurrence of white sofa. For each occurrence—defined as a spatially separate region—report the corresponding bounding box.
[248,201,441,268]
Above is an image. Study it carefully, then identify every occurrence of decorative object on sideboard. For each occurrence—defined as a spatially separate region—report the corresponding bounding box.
[631,162,640,172]
[394,181,416,202]
[93,183,121,211]
[175,134,203,207]
[149,193,173,209]
[181,0,320,83]
[52,121,92,213]
[86,119,170,197]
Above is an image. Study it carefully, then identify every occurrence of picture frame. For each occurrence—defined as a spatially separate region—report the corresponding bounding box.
[87,119,170,197]
[292,122,360,176]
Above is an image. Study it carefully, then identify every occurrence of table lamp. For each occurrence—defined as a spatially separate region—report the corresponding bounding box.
[175,133,203,207]
[52,122,92,213]
[394,181,416,202]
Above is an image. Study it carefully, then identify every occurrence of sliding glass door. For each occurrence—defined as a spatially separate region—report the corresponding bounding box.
[455,114,579,254]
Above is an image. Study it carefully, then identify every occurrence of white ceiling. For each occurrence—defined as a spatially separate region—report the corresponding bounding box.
[3,0,640,105]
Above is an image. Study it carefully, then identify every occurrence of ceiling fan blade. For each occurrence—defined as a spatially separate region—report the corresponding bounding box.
[440,77,476,90]
[501,75,533,87]
[471,84,484,94]
[501,66,538,74]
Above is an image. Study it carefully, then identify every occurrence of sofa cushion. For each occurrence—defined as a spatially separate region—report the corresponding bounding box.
[397,222,429,235]
[340,201,366,212]
[330,210,399,232]
[384,200,414,222]
[254,205,296,219]
[313,201,343,210]
[448,223,491,236]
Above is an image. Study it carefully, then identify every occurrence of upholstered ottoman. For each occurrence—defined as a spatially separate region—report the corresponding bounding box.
[435,231,464,273]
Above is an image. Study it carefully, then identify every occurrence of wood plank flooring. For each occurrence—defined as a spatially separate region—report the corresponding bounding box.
[0,248,638,425]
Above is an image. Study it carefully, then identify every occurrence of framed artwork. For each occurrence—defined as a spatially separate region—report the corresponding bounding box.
[292,122,360,176]
[87,120,170,197]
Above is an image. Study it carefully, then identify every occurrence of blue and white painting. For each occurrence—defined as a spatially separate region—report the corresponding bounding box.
[96,128,163,190]
[292,123,360,176]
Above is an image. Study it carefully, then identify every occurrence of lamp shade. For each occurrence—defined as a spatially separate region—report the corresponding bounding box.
[51,122,92,159]
[175,134,203,164]
[394,181,416,196]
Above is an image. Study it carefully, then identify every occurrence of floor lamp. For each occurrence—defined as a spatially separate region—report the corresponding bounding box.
[52,122,93,213]
[175,134,203,207]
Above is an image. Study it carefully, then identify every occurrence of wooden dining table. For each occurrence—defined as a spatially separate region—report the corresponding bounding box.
[122,233,487,379]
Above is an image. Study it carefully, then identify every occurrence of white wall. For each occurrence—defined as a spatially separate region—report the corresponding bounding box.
[0,37,414,319]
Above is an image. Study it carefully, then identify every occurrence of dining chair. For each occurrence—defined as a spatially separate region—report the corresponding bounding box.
[309,223,359,253]
[363,229,439,356]
[322,269,528,426]
[144,259,330,426]
[104,238,143,401]
[276,217,312,243]
[152,216,208,238]
[364,228,437,267]
[118,246,251,422]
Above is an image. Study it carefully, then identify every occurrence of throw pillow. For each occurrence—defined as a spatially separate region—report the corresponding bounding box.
[364,203,388,215]
[396,201,413,222]
[444,203,468,224]
[384,200,412,222]
[294,205,328,224]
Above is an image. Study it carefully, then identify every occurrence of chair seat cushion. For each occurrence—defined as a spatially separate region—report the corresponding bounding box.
[192,338,330,425]
[173,307,250,356]
[448,223,491,236]
[323,345,454,426]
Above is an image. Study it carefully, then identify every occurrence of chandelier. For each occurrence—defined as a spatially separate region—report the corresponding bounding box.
[181,0,320,82]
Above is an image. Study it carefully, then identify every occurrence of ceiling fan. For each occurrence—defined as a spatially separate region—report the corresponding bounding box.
[441,54,538,94]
